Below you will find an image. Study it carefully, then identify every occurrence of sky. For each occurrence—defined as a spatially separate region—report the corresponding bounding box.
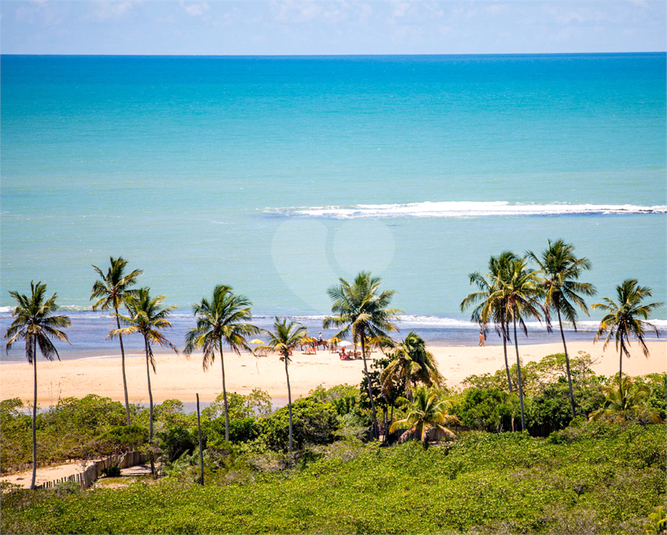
[1,0,665,55]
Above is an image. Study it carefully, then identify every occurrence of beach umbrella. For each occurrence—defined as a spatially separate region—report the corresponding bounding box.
[329,336,342,344]
[339,341,352,347]
[250,339,264,345]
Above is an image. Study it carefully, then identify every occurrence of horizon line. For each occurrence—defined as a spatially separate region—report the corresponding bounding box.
[2,51,666,58]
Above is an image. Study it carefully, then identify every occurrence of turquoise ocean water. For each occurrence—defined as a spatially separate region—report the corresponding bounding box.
[1,54,666,359]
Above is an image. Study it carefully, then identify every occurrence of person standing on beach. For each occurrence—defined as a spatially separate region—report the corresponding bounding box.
[478,330,485,347]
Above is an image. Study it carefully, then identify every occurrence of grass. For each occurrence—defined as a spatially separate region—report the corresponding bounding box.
[2,422,665,534]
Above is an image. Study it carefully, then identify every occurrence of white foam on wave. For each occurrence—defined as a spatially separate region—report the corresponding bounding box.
[265,201,667,219]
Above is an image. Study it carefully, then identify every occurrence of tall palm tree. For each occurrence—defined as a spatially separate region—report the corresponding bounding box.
[324,271,401,440]
[588,374,660,423]
[461,251,517,393]
[528,240,596,418]
[490,256,545,431]
[256,318,307,455]
[110,288,177,475]
[381,332,443,401]
[90,256,142,425]
[4,282,70,489]
[592,279,662,380]
[389,386,460,449]
[184,285,260,442]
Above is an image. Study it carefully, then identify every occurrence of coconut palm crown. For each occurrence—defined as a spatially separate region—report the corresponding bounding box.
[381,332,443,401]
[90,256,142,425]
[389,386,460,449]
[592,279,662,380]
[184,285,260,442]
[528,239,596,418]
[324,271,401,439]
[4,281,70,489]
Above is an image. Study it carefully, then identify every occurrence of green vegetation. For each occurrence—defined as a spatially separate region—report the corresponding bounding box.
[593,279,663,379]
[111,287,178,475]
[4,282,71,489]
[324,271,401,439]
[90,256,143,425]
[528,239,596,419]
[184,284,261,442]
[2,422,664,534]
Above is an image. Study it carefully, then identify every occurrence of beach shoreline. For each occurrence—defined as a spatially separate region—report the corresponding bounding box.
[2,341,665,407]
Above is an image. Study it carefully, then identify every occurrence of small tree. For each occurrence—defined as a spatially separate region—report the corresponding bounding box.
[4,282,70,489]
[593,279,662,380]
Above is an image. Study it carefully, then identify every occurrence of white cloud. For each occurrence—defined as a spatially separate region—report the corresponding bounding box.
[87,2,134,22]
[181,2,209,17]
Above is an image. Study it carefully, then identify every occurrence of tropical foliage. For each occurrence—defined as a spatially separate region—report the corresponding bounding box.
[110,288,177,474]
[593,279,663,379]
[528,239,596,418]
[324,271,401,439]
[90,256,142,425]
[4,282,70,489]
[184,285,260,442]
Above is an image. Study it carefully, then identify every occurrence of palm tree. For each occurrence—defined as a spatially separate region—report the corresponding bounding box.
[593,279,662,380]
[110,288,177,475]
[589,374,660,423]
[389,386,460,449]
[461,251,517,393]
[381,332,443,401]
[528,240,596,418]
[491,256,545,431]
[256,318,307,455]
[324,271,401,440]
[4,282,70,489]
[91,256,142,425]
[184,285,260,442]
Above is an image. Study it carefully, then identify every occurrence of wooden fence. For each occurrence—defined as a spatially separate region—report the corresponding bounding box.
[36,450,146,490]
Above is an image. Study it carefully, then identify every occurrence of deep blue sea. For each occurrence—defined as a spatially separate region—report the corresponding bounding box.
[1,54,665,359]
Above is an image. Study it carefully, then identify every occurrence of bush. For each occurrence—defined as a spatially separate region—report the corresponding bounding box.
[257,398,340,452]
[454,388,517,432]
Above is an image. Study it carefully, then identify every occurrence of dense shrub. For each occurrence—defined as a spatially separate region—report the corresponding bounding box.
[258,398,340,451]
[453,388,517,432]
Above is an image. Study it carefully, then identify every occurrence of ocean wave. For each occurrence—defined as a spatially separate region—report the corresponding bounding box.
[265,202,667,219]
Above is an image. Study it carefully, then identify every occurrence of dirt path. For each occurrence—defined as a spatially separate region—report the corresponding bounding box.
[1,460,97,489]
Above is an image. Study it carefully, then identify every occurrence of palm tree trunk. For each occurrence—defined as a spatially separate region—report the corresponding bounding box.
[512,311,526,431]
[361,333,379,440]
[557,308,576,418]
[115,310,131,425]
[31,335,38,490]
[219,342,229,442]
[284,355,293,455]
[619,337,625,381]
[144,336,155,476]
[502,319,513,393]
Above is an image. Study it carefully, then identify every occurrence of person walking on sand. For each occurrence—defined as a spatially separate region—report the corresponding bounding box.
[478,330,485,347]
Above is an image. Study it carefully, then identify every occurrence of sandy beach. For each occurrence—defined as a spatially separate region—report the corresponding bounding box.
[2,341,665,406]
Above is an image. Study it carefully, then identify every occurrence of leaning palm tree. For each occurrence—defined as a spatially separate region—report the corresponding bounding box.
[110,288,177,475]
[256,318,307,455]
[589,374,660,423]
[490,256,545,431]
[324,271,401,439]
[461,251,517,393]
[4,282,70,489]
[184,285,260,442]
[389,386,460,449]
[381,332,443,401]
[91,256,143,425]
[528,240,596,418]
[592,279,662,380]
